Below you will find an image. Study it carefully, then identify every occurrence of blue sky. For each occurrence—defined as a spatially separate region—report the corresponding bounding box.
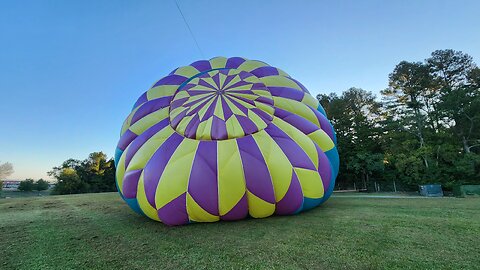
[1,0,479,180]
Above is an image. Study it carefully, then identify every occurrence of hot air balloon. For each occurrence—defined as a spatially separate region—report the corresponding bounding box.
[115,57,339,226]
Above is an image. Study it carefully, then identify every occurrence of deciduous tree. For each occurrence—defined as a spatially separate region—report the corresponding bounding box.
[0,162,14,179]
[18,179,35,192]
[35,179,50,191]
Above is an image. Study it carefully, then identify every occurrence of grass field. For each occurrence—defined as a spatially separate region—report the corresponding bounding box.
[0,190,51,199]
[1,193,479,270]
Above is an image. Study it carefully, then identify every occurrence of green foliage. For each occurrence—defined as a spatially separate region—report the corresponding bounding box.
[319,88,383,189]
[18,179,35,192]
[319,49,480,191]
[34,179,50,191]
[49,152,116,195]
[52,168,84,194]
[16,179,51,192]
[427,49,476,88]
[347,153,384,177]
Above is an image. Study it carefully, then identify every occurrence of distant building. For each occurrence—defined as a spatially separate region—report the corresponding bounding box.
[2,180,21,190]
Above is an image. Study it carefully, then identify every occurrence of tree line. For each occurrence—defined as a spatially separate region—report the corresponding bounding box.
[318,49,480,191]
[17,179,50,191]
[48,152,116,194]
[1,153,116,195]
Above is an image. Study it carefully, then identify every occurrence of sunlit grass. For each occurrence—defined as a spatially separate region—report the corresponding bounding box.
[1,193,478,269]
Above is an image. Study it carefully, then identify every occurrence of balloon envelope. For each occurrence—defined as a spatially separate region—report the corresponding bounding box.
[115,57,339,226]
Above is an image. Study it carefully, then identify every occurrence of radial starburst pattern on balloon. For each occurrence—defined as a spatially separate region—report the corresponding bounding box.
[170,69,274,140]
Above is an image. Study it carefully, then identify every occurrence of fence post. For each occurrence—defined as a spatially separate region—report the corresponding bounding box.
[393,180,397,193]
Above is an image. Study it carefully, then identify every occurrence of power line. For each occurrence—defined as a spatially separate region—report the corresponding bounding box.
[174,0,205,58]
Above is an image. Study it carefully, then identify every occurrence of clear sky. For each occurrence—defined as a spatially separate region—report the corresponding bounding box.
[1,0,479,180]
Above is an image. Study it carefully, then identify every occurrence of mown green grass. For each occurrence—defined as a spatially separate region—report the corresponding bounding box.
[1,193,479,270]
[0,190,51,199]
